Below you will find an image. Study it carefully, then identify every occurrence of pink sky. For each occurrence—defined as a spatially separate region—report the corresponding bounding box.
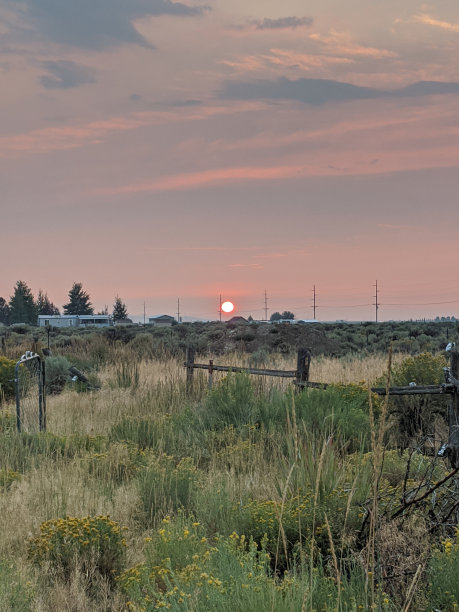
[1,0,459,321]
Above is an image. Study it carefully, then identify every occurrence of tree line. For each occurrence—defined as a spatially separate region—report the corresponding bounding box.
[0,281,128,326]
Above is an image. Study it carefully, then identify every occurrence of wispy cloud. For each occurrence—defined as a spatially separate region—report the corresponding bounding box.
[248,16,313,31]
[219,77,459,105]
[263,48,353,71]
[40,60,96,89]
[0,101,266,158]
[413,14,459,33]
[228,263,264,269]
[309,30,397,59]
[97,165,310,194]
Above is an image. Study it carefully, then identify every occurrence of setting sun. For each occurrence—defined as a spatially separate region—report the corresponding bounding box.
[221,301,234,313]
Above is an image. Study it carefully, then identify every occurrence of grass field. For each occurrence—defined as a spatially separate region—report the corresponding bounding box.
[0,345,458,611]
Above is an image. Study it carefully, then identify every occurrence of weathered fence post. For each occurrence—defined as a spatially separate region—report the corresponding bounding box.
[208,359,214,391]
[447,350,459,467]
[296,347,311,390]
[185,346,195,394]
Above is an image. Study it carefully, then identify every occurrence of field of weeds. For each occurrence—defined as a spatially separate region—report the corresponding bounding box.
[0,338,458,611]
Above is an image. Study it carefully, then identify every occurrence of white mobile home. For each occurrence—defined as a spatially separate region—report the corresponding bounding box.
[38,315,113,328]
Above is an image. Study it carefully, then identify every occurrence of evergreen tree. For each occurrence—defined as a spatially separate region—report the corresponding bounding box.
[63,282,93,315]
[8,281,37,325]
[0,297,9,325]
[113,295,128,322]
[37,289,60,315]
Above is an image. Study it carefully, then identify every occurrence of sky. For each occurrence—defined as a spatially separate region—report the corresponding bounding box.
[1,0,459,322]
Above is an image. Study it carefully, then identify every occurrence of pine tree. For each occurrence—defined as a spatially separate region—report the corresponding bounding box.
[0,297,9,325]
[8,281,38,325]
[112,295,128,322]
[63,282,93,315]
[37,289,60,315]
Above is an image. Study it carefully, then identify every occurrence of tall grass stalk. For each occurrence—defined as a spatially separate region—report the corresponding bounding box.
[367,345,392,605]
[307,438,327,606]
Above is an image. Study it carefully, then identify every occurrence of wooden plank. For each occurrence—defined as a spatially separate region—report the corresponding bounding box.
[297,381,329,389]
[187,363,297,378]
[371,384,454,396]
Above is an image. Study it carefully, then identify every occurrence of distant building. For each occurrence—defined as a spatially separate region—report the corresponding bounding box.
[37,315,113,328]
[148,315,175,327]
[226,316,248,325]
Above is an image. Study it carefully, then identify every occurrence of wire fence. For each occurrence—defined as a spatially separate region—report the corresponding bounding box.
[15,352,45,433]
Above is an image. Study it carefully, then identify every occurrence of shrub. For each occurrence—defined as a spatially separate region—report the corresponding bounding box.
[203,373,257,429]
[28,515,126,583]
[390,352,446,386]
[0,468,21,489]
[428,530,459,609]
[87,442,148,485]
[0,356,16,401]
[44,355,71,394]
[118,515,393,611]
[129,333,155,360]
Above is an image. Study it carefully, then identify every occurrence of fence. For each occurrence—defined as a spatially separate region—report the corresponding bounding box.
[184,346,459,466]
[184,346,311,391]
[15,351,46,433]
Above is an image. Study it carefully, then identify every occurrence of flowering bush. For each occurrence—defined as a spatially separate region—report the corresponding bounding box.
[28,515,126,583]
[428,529,459,609]
[118,515,393,611]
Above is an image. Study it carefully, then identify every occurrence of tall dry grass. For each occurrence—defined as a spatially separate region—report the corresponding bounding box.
[0,348,442,610]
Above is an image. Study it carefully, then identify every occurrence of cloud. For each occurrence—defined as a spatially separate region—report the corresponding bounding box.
[40,60,96,89]
[16,0,209,49]
[220,77,381,105]
[308,31,397,59]
[0,101,266,158]
[414,14,459,33]
[248,16,313,30]
[219,77,459,105]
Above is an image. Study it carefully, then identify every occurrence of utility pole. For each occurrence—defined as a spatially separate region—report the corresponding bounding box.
[219,294,222,322]
[313,285,317,320]
[264,289,269,322]
[177,298,180,323]
[143,301,146,327]
[373,280,379,323]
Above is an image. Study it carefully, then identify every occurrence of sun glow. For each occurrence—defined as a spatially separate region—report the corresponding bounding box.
[221,301,234,313]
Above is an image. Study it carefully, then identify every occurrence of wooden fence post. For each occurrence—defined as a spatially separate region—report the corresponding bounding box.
[296,347,311,389]
[186,346,195,394]
[447,350,459,467]
[208,359,213,391]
